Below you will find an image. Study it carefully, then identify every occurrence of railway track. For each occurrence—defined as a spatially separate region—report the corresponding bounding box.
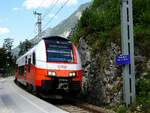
[57,104,93,113]
[15,81,114,113]
[51,97,114,113]
[56,101,115,113]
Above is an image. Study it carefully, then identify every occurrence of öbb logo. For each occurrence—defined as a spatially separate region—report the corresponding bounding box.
[58,65,67,69]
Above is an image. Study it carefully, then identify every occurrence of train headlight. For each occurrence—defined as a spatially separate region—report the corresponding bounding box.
[48,71,56,77]
[52,72,56,76]
[48,72,52,75]
[69,72,76,77]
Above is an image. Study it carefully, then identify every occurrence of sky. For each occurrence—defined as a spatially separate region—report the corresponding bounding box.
[0,0,91,48]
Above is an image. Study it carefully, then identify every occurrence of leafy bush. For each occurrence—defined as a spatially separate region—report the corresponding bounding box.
[113,105,127,113]
[19,39,34,56]
[136,77,150,113]
[71,0,150,49]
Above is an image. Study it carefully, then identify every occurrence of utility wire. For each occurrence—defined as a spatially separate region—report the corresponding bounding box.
[43,0,70,30]
[42,0,59,19]
[21,1,45,44]
[27,0,69,41]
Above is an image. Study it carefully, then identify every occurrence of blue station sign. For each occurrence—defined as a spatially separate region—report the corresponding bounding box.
[115,55,130,65]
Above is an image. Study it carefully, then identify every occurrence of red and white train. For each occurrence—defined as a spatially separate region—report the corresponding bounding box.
[15,36,82,95]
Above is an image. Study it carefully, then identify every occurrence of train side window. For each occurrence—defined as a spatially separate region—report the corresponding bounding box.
[15,64,18,70]
[28,58,31,72]
[19,66,24,75]
[33,52,36,65]
[25,56,27,64]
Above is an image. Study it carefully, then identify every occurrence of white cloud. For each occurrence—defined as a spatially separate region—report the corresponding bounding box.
[13,7,20,11]
[0,27,10,34]
[23,0,77,10]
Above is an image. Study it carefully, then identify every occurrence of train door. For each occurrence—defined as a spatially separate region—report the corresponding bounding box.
[26,53,36,85]
[24,56,27,80]
[25,55,31,85]
[32,52,36,85]
[27,56,31,80]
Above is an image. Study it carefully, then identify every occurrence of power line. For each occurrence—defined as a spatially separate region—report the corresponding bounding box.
[25,1,45,40]
[23,0,69,42]
[43,0,70,30]
[42,0,59,19]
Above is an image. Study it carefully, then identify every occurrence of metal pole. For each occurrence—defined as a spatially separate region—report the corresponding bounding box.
[120,0,135,107]
[37,13,42,34]
[33,11,42,35]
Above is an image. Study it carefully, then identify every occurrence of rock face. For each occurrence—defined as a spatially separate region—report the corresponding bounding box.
[78,36,150,107]
[78,38,123,106]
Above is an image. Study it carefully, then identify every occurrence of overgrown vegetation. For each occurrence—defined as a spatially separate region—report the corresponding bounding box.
[0,48,16,77]
[18,39,34,56]
[136,73,150,113]
[71,0,120,47]
[113,74,150,113]
[71,0,150,55]
[71,0,150,112]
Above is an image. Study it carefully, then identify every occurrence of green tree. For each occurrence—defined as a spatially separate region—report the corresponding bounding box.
[0,48,7,69]
[1,38,16,76]
[0,47,15,77]
[3,38,14,51]
[19,39,34,56]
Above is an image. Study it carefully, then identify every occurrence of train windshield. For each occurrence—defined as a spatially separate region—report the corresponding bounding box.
[44,37,73,62]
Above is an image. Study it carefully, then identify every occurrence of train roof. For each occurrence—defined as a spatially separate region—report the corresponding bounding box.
[16,46,36,63]
[42,36,69,41]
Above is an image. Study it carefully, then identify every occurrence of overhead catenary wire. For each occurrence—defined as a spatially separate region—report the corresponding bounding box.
[43,0,70,30]
[26,0,69,43]
[42,0,59,19]
[27,0,58,42]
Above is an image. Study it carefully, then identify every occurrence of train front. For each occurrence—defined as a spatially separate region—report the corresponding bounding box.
[37,36,82,95]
